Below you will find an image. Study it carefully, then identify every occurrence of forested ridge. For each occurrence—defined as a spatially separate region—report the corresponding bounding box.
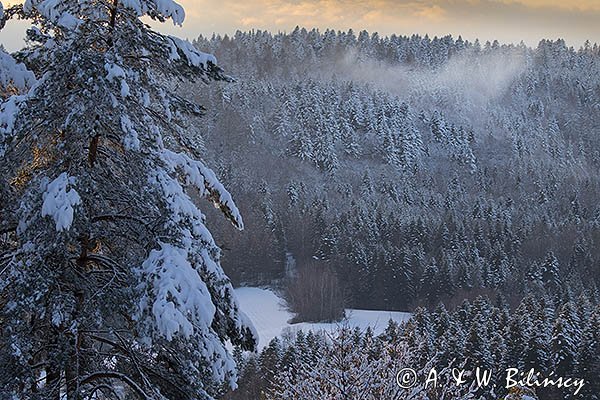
[190,28,600,311]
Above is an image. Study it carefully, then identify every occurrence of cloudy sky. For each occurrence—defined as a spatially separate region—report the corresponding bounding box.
[1,0,599,50]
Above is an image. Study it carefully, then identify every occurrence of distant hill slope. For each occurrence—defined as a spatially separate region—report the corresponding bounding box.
[192,30,600,311]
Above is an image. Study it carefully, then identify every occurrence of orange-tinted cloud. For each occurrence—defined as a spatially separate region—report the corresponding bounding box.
[1,0,599,51]
[165,0,600,46]
[498,0,600,12]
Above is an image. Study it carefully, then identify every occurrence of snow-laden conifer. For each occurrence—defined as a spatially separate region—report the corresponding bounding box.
[0,0,256,398]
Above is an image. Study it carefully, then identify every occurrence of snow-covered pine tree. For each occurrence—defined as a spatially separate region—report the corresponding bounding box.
[551,302,581,384]
[0,1,256,399]
[576,306,600,399]
[268,326,477,400]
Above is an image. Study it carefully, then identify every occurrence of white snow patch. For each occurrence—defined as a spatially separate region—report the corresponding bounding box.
[0,95,22,140]
[142,90,151,107]
[120,115,140,150]
[148,168,215,245]
[0,51,36,92]
[234,287,412,349]
[105,63,125,81]
[120,79,130,97]
[32,0,82,29]
[41,172,81,232]
[119,0,185,25]
[0,52,36,146]
[51,308,63,327]
[56,12,81,29]
[119,0,143,15]
[151,0,185,25]
[161,149,243,229]
[141,242,216,341]
[167,36,217,67]
[105,63,129,97]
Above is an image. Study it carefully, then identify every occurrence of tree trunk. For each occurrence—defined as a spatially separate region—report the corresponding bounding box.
[46,366,61,400]
[65,289,85,400]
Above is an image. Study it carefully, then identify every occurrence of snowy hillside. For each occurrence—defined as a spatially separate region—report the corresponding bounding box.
[234,287,411,349]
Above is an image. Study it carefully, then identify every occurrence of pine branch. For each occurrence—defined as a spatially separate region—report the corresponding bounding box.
[79,371,149,399]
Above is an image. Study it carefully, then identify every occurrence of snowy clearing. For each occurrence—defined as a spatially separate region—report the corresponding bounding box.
[234,287,411,349]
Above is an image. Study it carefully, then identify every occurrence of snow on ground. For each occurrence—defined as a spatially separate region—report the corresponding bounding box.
[234,287,411,349]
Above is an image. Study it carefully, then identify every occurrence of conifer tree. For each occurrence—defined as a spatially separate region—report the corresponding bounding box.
[576,307,600,399]
[0,1,255,398]
[551,302,581,382]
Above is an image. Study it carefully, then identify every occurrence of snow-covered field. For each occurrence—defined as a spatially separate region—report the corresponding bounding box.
[234,287,411,349]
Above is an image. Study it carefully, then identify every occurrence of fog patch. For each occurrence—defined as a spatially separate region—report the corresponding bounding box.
[325,48,527,127]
